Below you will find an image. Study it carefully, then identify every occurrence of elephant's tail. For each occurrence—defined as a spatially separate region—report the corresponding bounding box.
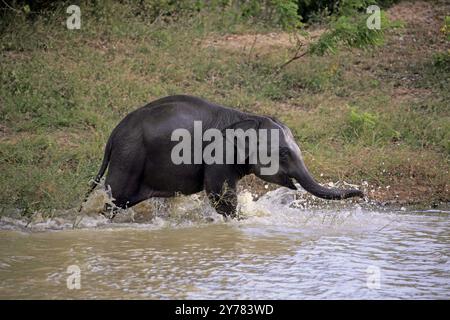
[78,136,113,212]
[294,159,363,200]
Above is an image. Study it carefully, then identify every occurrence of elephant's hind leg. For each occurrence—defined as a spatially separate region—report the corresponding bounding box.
[104,151,146,213]
[103,184,175,220]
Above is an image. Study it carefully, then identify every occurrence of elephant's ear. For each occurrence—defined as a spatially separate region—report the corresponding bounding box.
[221,119,260,164]
[221,119,260,133]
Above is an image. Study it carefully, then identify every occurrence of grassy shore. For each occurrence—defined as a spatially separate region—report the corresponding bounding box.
[0,1,449,215]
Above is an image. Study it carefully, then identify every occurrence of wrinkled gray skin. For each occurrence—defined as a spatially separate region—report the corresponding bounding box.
[83,95,363,218]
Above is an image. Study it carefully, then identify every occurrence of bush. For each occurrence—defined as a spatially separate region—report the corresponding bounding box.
[433,51,450,72]
[342,107,400,145]
[343,107,379,141]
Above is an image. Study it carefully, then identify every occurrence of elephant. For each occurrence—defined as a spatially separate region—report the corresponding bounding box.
[82,95,363,218]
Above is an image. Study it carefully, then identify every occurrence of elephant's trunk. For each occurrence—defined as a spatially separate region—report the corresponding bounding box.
[293,159,363,200]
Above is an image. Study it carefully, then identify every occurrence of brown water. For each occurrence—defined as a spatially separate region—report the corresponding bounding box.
[0,189,449,299]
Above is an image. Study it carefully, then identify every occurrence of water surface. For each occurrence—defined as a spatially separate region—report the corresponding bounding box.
[0,189,449,299]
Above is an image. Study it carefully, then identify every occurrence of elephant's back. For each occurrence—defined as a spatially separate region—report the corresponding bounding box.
[144,94,218,110]
[108,94,246,152]
[131,95,244,132]
[140,94,234,122]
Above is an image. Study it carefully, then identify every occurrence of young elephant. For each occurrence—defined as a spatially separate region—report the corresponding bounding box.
[82,95,363,218]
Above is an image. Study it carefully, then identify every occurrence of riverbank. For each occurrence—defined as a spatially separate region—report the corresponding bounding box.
[0,1,449,215]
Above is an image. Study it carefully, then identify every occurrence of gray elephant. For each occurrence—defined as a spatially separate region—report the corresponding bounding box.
[82,95,363,218]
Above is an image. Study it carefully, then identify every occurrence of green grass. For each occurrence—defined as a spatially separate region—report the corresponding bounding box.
[0,1,449,214]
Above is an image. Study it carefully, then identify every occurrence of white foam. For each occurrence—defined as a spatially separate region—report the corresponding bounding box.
[0,186,396,233]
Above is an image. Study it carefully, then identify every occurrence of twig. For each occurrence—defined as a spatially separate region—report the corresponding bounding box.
[1,0,22,13]
[246,34,258,64]
[277,50,308,70]
[276,38,307,71]
[150,11,165,26]
[274,32,311,73]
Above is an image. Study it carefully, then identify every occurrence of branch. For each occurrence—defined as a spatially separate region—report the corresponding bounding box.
[275,37,308,72]
[277,50,308,70]
[1,0,22,13]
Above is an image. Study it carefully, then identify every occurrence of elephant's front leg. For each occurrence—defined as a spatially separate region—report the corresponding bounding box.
[204,166,239,219]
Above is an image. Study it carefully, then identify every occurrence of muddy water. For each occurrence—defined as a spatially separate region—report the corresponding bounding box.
[0,188,449,299]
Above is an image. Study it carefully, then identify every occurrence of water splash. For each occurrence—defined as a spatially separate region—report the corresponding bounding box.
[0,184,410,233]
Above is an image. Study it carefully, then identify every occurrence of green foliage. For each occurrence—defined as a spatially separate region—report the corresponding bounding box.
[432,51,450,72]
[342,106,401,145]
[309,9,390,55]
[343,107,378,142]
[227,0,301,30]
[348,107,378,131]
[270,0,301,30]
[337,0,373,16]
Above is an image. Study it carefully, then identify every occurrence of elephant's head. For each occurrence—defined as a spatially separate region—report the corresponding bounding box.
[242,116,364,200]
